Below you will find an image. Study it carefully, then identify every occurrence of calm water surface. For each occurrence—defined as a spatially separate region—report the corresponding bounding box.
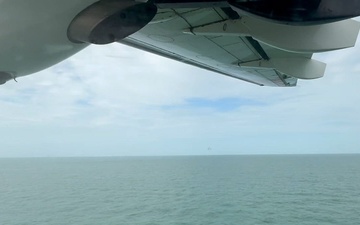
[1,155,359,225]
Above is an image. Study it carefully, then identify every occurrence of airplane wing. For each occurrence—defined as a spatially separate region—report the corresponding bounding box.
[0,0,359,86]
[121,8,308,87]
[121,4,359,87]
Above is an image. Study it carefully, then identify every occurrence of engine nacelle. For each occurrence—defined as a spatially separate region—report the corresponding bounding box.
[68,0,157,44]
[229,0,360,25]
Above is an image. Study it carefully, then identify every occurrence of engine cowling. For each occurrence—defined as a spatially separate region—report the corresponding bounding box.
[68,0,157,44]
[229,0,360,25]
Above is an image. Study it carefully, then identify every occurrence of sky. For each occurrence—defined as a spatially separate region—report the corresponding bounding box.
[1,36,360,157]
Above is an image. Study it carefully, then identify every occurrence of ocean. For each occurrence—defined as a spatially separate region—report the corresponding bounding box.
[0,155,359,225]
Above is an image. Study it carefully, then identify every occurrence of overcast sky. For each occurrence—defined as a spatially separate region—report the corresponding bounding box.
[1,35,360,157]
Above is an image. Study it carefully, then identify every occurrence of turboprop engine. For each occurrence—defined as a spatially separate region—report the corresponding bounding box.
[67,0,157,44]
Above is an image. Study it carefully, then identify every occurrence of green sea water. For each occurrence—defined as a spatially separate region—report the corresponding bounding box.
[1,155,359,225]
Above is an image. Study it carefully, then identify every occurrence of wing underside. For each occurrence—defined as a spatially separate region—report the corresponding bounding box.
[1,1,358,86]
[122,8,300,87]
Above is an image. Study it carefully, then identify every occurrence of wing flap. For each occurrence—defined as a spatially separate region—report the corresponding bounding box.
[121,7,336,87]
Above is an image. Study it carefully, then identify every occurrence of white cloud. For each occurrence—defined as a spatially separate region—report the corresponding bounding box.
[1,38,360,157]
